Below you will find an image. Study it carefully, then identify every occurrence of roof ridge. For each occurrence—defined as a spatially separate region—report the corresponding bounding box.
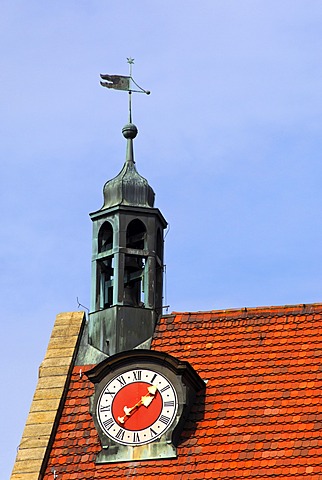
[169,302,322,318]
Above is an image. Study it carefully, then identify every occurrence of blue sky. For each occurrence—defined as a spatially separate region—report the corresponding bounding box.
[3,1,322,476]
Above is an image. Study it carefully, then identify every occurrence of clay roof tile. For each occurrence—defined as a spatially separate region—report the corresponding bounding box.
[13,303,322,479]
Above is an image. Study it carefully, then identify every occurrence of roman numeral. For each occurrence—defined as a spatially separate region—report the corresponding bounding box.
[100,404,111,412]
[115,428,125,440]
[150,427,158,438]
[104,390,115,397]
[159,415,170,425]
[103,418,114,430]
[133,370,142,381]
[164,400,175,407]
[117,375,126,386]
[160,385,170,393]
[133,431,140,443]
[151,373,157,383]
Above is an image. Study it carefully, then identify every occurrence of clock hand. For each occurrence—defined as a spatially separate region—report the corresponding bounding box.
[147,385,157,395]
[141,385,157,407]
[118,385,158,424]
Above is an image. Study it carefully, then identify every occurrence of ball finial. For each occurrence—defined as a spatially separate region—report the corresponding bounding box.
[122,123,138,139]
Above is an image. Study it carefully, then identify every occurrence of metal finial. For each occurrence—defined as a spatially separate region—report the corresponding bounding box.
[127,58,134,123]
[127,57,134,70]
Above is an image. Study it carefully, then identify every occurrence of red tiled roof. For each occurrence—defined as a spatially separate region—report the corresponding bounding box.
[43,303,322,478]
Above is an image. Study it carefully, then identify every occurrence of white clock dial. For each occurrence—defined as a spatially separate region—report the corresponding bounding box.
[97,368,178,446]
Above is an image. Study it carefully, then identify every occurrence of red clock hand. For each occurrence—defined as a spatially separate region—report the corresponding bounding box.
[118,385,158,424]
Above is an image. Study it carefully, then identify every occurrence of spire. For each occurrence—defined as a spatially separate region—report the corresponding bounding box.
[100,59,154,210]
[101,123,155,210]
[122,122,137,165]
[84,60,168,361]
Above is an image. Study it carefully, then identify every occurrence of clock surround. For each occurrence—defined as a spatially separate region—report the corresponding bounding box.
[87,349,205,463]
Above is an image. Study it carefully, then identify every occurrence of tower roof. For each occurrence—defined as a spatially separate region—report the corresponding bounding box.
[101,123,155,210]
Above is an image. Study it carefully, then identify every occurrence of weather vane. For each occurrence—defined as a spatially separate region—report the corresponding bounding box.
[100,58,150,122]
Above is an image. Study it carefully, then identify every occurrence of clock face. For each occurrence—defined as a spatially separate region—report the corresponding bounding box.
[97,368,178,446]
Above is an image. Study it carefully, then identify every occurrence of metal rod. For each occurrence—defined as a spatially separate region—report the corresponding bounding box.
[127,57,134,123]
[128,91,132,123]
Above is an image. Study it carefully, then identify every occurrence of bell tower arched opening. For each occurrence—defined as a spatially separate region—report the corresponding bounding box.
[96,222,114,310]
[124,219,147,307]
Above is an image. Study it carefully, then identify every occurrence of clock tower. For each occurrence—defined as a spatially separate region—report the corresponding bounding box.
[79,121,167,363]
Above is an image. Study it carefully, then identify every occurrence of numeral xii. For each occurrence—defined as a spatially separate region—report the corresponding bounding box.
[133,370,142,381]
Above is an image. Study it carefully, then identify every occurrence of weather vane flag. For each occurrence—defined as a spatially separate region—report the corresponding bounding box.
[100,57,150,94]
[100,58,150,122]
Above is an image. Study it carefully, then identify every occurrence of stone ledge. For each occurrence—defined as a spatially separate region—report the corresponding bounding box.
[17,435,50,450]
[44,346,76,359]
[29,398,61,413]
[12,471,42,480]
[25,411,57,426]
[38,365,70,378]
[33,388,65,401]
[16,446,47,462]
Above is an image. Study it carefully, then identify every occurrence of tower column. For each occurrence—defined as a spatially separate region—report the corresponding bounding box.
[145,255,156,309]
[113,251,125,305]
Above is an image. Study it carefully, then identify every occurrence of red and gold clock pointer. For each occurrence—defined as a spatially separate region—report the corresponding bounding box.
[117,385,158,425]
